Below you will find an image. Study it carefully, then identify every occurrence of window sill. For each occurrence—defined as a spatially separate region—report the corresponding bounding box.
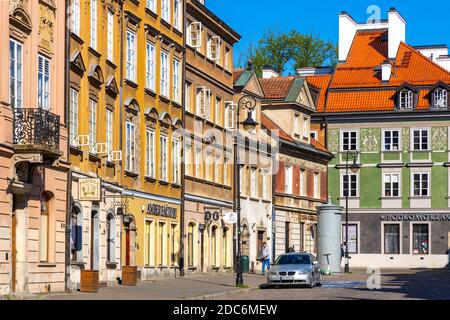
[173,27,183,37]
[106,161,116,168]
[171,183,182,189]
[88,46,102,59]
[338,197,360,200]
[125,78,138,88]
[88,153,101,163]
[145,8,158,19]
[171,100,182,109]
[380,196,402,200]
[160,19,172,30]
[159,95,171,104]
[144,87,157,97]
[70,32,84,45]
[409,196,431,200]
[124,170,139,178]
[38,263,57,268]
[144,176,157,183]
[158,180,170,186]
[69,145,83,156]
[106,59,117,69]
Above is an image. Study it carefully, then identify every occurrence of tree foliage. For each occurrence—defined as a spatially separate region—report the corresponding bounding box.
[239,29,337,76]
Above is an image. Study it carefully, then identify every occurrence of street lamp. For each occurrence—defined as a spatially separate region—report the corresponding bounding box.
[233,94,258,286]
[344,149,359,273]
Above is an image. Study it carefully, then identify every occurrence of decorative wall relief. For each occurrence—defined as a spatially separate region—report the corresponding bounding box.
[432,126,448,151]
[328,129,340,153]
[360,128,380,152]
[402,128,410,151]
[39,2,55,53]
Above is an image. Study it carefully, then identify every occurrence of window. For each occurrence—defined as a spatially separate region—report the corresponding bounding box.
[71,0,80,35]
[313,172,320,198]
[173,0,182,30]
[195,147,202,178]
[90,0,97,49]
[383,130,399,151]
[170,224,177,266]
[185,82,192,112]
[399,90,413,109]
[145,220,152,266]
[250,167,257,198]
[107,10,114,61]
[158,222,166,266]
[10,39,23,109]
[146,0,156,12]
[303,116,309,138]
[262,170,269,200]
[205,151,212,181]
[196,87,210,118]
[225,102,235,129]
[211,226,218,267]
[106,213,115,262]
[215,97,222,125]
[160,134,168,181]
[342,224,358,254]
[69,88,79,146]
[207,35,221,61]
[185,142,192,176]
[223,158,229,186]
[188,22,202,48]
[173,58,181,103]
[239,166,245,195]
[434,89,448,108]
[293,114,300,136]
[300,169,306,196]
[37,55,50,110]
[106,109,113,161]
[342,131,357,151]
[384,173,400,197]
[125,121,136,172]
[412,224,429,254]
[146,42,155,90]
[342,174,357,197]
[146,129,155,177]
[222,228,228,267]
[214,155,221,183]
[160,50,169,97]
[172,139,181,184]
[412,129,429,151]
[126,31,136,81]
[40,198,49,262]
[161,0,170,22]
[224,47,231,70]
[413,173,429,196]
[187,223,194,267]
[384,224,400,254]
[89,100,97,153]
[285,165,292,194]
[310,131,318,140]
[70,207,82,262]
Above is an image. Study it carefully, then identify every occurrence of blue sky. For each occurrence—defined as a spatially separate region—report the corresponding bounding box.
[207,0,450,67]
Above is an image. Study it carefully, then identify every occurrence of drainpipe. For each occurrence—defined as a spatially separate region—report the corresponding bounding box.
[119,0,125,274]
[271,143,276,264]
[64,0,72,292]
[179,0,187,278]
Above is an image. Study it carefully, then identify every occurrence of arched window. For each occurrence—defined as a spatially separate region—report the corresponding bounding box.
[187,223,195,267]
[106,212,115,263]
[211,226,218,267]
[71,203,83,262]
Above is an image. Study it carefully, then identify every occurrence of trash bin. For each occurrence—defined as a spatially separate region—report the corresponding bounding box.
[241,255,249,273]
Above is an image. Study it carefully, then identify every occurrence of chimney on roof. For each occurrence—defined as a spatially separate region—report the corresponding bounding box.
[338,11,358,62]
[388,8,406,60]
[297,67,333,76]
[380,60,392,81]
[262,64,279,79]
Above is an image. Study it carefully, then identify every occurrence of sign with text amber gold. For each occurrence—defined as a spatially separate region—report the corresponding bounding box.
[79,178,101,201]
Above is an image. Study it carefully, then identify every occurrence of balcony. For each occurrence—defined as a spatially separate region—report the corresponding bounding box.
[13,108,62,158]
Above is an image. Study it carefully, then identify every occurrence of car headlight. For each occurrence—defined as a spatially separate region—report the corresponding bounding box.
[269,271,277,276]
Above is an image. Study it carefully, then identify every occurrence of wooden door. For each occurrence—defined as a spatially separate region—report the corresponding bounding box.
[11,214,17,292]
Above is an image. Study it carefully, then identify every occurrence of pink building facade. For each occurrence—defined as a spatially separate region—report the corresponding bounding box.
[0,0,69,294]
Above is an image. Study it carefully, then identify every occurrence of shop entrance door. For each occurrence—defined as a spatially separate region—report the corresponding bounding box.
[90,209,100,270]
[257,231,265,259]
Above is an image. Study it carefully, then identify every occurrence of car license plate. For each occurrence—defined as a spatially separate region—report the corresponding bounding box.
[281,276,294,280]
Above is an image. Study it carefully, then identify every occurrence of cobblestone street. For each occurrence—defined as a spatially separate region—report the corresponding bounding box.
[3,268,445,300]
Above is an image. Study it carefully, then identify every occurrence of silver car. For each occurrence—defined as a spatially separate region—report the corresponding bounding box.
[267,253,322,288]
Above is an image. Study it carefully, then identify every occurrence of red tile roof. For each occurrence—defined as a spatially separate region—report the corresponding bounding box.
[322,29,450,112]
[304,74,333,113]
[233,69,244,83]
[311,138,329,153]
[259,76,295,99]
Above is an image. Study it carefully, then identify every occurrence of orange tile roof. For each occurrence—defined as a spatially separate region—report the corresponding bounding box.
[323,29,450,112]
[260,76,295,99]
[305,74,333,113]
[261,113,293,142]
[311,138,330,153]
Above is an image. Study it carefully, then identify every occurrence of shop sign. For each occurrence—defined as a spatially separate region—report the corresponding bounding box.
[79,178,101,201]
[223,212,237,224]
[205,208,221,221]
[382,214,450,222]
[147,203,177,218]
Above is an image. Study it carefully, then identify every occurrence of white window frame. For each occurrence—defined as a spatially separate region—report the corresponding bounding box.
[285,164,293,194]
[293,113,300,136]
[303,116,309,138]
[107,10,114,61]
[340,173,358,198]
[10,39,23,109]
[381,222,402,255]
[125,121,136,172]
[90,0,97,49]
[310,130,318,140]
[223,158,229,186]
[411,129,430,151]
[69,88,79,146]
[160,134,169,182]
[208,35,221,62]
[411,172,430,197]
[299,168,306,196]
[341,130,358,151]
[173,58,181,103]
[262,170,269,200]
[383,129,400,151]
[106,109,113,161]
[161,0,170,23]
[185,81,192,112]
[89,99,97,154]
[71,0,81,36]
[160,50,169,97]
[146,0,156,12]
[37,54,50,110]
[195,146,202,178]
[215,97,222,125]
[224,46,231,71]
[146,42,155,91]
[399,90,413,109]
[225,102,236,129]
[173,0,182,31]
[214,155,221,184]
[410,222,431,255]
[146,129,156,178]
[126,30,137,82]
[250,167,257,198]
[383,173,400,197]
[188,22,202,49]
[196,86,210,119]
[172,138,181,184]
[433,89,448,108]
[313,172,320,199]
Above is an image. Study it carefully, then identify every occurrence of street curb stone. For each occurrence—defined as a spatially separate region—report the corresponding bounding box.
[188,286,260,300]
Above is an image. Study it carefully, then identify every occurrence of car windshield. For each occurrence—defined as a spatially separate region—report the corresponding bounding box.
[275,254,311,265]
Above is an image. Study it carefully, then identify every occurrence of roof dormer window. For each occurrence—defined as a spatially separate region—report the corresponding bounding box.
[399,90,413,109]
[433,89,448,108]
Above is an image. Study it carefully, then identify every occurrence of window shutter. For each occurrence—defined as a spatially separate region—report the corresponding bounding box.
[190,22,202,48]
[210,36,221,61]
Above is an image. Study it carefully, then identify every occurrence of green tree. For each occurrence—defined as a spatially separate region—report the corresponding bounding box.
[239,28,337,76]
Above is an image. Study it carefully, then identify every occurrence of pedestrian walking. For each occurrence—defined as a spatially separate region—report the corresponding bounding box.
[260,242,271,274]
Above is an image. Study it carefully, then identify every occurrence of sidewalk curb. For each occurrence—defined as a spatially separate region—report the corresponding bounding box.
[188,286,259,300]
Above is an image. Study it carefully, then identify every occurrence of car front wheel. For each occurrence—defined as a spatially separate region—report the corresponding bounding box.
[308,273,315,288]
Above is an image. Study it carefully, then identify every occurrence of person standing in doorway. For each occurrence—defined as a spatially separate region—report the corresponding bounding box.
[261,242,270,274]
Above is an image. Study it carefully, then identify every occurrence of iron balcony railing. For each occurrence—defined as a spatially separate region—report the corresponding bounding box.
[13,108,60,150]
